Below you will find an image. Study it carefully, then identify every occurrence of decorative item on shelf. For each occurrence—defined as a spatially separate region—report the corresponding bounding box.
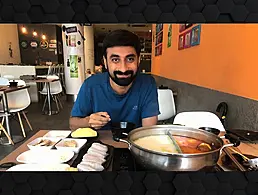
[178,34,185,50]
[184,30,192,49]
[191,24,201,47]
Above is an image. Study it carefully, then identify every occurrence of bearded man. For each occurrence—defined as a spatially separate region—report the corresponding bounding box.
[69,29,160,130]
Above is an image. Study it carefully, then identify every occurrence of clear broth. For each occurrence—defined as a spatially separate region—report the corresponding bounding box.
[134,135,215,154]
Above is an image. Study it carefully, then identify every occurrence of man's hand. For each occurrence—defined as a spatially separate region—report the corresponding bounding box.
[88,112,111,129]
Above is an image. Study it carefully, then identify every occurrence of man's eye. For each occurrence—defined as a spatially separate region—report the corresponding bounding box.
[111,58,119,63]
[127,57,135,62]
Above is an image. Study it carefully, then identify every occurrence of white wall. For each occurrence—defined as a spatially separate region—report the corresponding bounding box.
[0,24,21,64]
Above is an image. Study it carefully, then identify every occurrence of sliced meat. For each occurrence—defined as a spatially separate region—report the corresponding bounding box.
[77,164,98,171]
[80,161,104,171]
[91,143,108,153]
[87,147,108,158]
[82,154,106,164]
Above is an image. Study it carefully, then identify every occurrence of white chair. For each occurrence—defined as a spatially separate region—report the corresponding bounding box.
[0,113,14,145]
[173,111,225,132]
[39,75,63,112]
[0,79,33,138]
[157,88,176,121]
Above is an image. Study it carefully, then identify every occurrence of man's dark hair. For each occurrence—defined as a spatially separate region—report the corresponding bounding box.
[102,29,141,59]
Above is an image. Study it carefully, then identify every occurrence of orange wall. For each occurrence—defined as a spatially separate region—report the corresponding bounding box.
[151,24,258,101]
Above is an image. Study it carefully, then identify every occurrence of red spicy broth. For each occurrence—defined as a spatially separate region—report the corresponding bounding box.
[173,135,215,154]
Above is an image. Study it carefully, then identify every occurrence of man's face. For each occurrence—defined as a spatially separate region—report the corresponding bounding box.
[104,46,140,86]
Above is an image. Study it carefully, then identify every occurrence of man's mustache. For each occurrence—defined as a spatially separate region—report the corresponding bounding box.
[114,70,134,76]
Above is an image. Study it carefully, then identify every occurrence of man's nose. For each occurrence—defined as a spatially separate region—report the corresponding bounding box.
[119,61,128,72]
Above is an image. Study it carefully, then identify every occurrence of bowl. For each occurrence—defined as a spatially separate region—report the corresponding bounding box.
[27,137,61,150]
[55,138,87,154]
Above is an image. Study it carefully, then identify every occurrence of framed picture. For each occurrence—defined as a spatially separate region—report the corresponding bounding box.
[191,25,201,46]
[184,30,192,48]
[178,34,184,50]
[167,24,172,48]
[158,44,162,55]
[179,24,185,33]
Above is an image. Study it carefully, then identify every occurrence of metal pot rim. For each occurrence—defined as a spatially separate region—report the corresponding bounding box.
[127,125,225,157]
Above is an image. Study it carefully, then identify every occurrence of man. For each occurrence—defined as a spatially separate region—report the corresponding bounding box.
[69,29,160,130]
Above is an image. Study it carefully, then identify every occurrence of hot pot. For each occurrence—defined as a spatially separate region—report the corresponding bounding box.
[114,125,240,171]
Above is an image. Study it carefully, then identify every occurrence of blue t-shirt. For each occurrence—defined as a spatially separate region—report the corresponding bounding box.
[71,72,160,130]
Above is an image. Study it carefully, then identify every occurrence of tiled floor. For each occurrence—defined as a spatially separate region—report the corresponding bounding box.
[0,95,73,160]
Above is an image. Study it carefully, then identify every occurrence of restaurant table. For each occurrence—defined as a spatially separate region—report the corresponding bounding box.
[0,85,30,145]
[0,130,127,168]
[1,129,258,171]
[26,78,59,116]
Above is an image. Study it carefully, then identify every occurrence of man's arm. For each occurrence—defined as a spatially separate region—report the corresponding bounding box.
[70,112,111,131]
[142,116,158,127]
[69,116,90,131]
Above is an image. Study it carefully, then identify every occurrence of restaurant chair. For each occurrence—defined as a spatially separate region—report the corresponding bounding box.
[157,88,176,123]
[40,76,63,112]
[0,79,33,138]
[173,111,225,132]
[0,113,14,145]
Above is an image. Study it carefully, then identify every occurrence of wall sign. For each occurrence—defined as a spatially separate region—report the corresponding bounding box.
[50,40,57,44]
[49,43,57,48]
[66,26,77,34]
[40,40,48,49]
[20,40,28,49]
[30,41,38,48]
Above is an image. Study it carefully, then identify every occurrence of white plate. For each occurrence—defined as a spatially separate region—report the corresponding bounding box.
[27,137,61,150]
[16,150,74,164]
[55,138,87,154]
[43,130,71,139]
[7,164,70,171]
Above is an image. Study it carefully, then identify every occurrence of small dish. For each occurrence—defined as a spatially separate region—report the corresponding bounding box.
[16,150,74,164]
[43,130,71,139]
[27,137,61,150]
[55,138,87,154]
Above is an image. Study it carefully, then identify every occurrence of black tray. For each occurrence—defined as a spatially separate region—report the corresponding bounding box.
[71,140,114,171]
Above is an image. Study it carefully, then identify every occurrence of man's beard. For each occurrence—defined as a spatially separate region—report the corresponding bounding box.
[107,65,137,87]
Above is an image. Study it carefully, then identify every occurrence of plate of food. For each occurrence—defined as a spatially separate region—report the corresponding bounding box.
[27,137,61,150]
[55,138,87,154]
[7,163,71,171]
[16,150,74,164]
[43,130,71,139]
[71,141,114,171]
[71,128,98,139]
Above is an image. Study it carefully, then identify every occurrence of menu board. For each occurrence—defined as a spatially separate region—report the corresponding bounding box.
[154,24,163,56]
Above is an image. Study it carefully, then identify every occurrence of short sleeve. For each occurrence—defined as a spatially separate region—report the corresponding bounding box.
[141,77,160,119]
[71,80,93,117]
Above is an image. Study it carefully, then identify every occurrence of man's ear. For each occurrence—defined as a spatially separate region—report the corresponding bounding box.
[138,56,141,66]
[103,57,107,69]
